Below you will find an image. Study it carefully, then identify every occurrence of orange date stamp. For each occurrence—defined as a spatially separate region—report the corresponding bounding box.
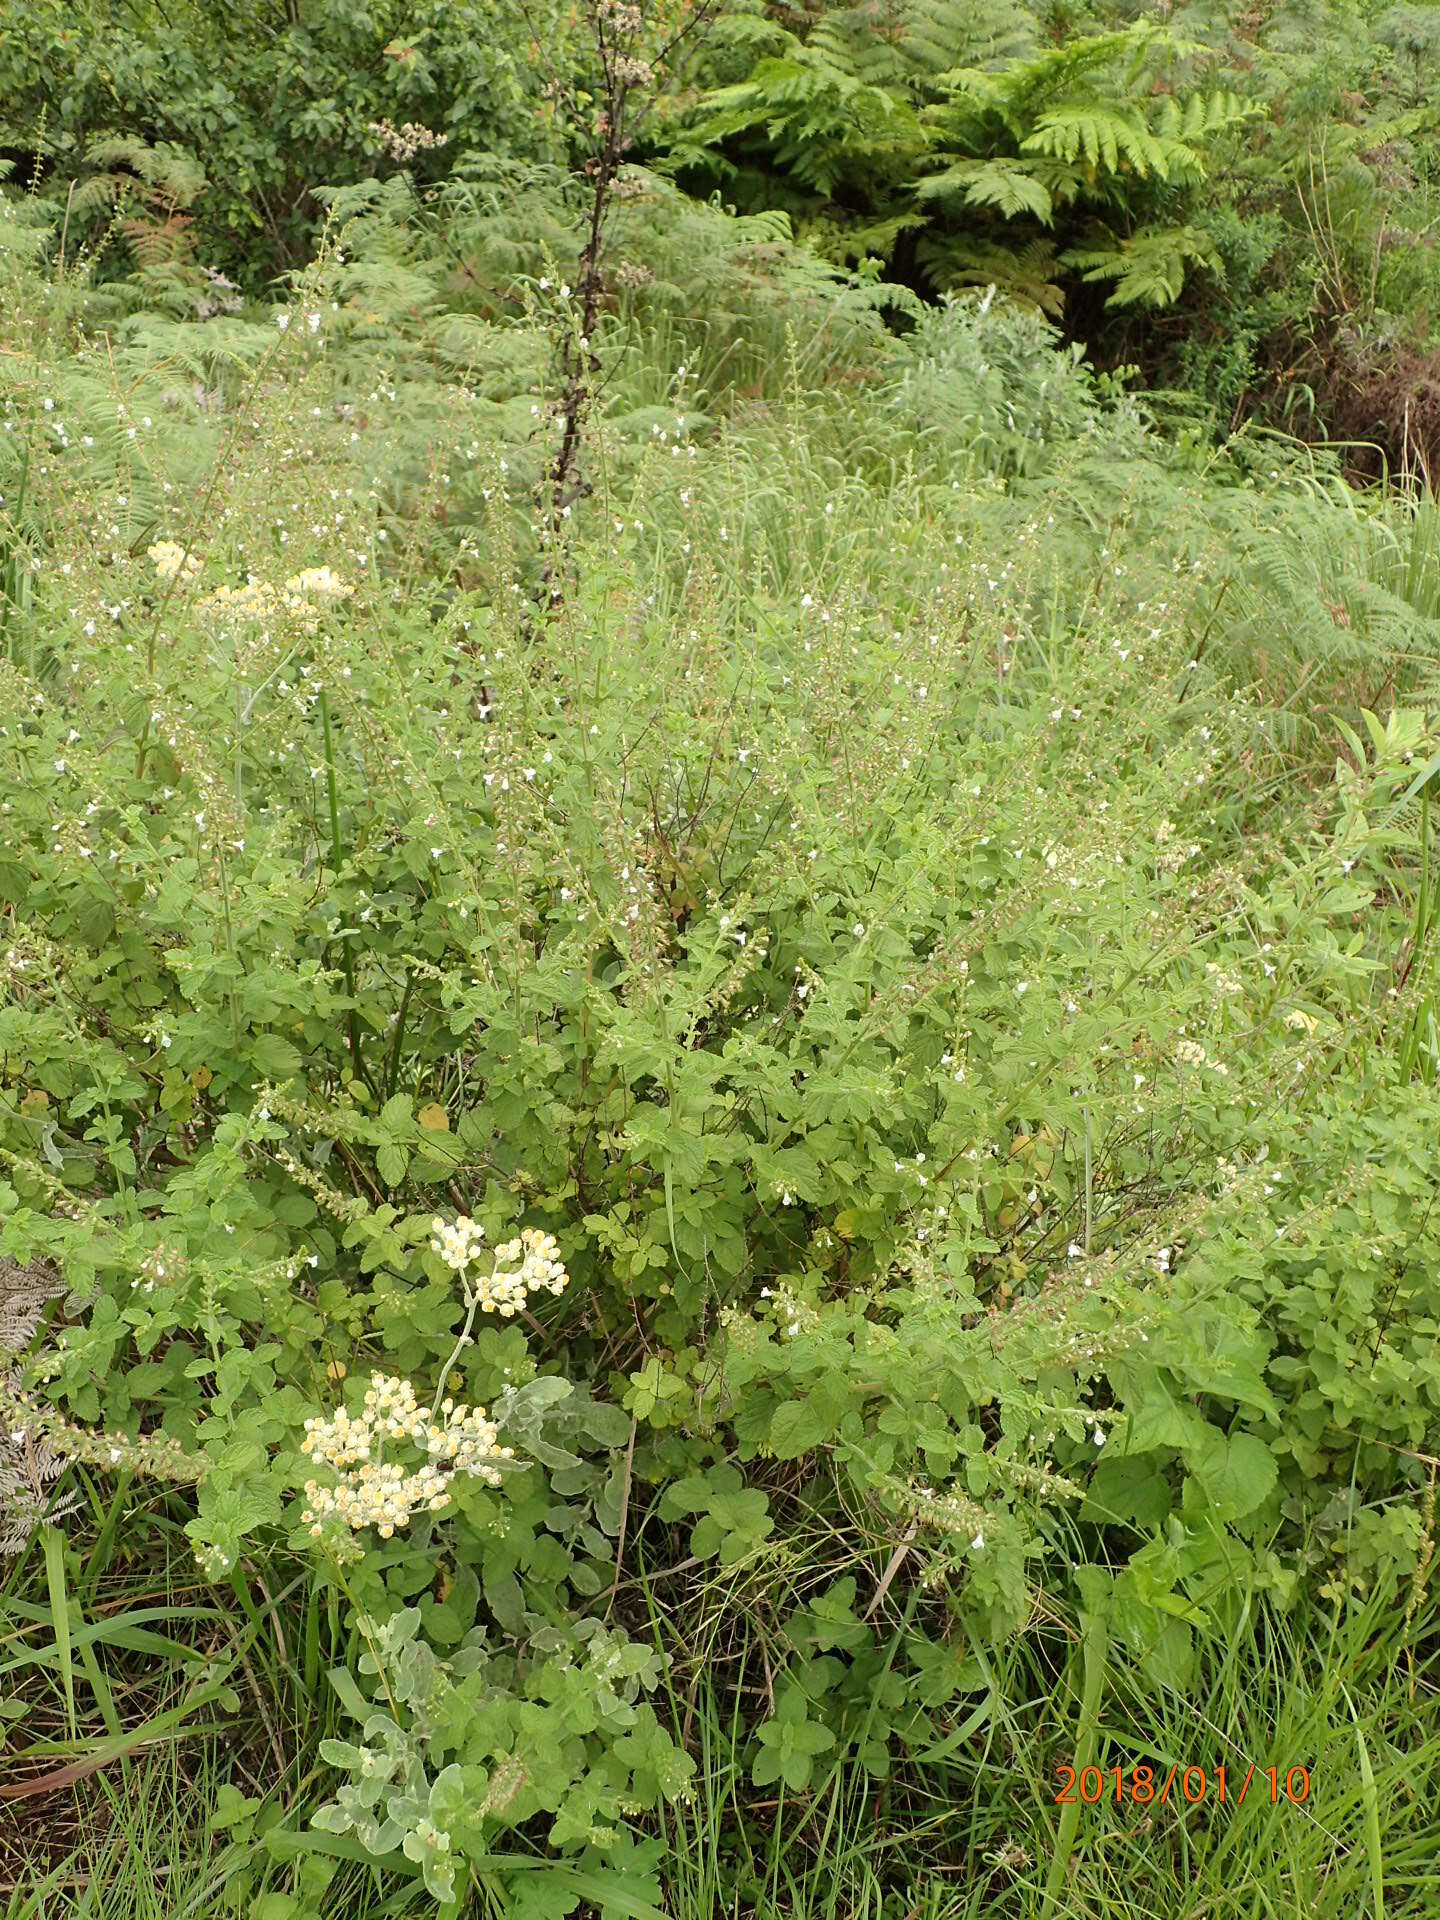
[1054,1763,1310,1809]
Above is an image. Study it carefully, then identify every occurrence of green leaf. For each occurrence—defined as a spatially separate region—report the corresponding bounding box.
[1081,1455,1172,1528]
[375,1142,410,1187]
[1191,1432,1278,1519]
[768,1397,825,1460]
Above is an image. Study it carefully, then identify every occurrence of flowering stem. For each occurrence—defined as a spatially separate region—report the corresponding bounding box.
[137,323,292,782]
[319,688,367,1091]
[432,1288,481,1424]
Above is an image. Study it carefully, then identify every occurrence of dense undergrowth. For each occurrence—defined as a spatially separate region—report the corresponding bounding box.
[7,0,1440,467]
[2,104,1440,1920]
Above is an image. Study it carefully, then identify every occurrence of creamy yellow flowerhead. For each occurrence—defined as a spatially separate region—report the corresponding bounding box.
[285,566,353,603]
[147,540,202,583]
[300,1370,512,1542]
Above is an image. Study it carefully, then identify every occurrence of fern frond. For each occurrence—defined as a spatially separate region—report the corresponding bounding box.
[1061,224,1222,308]
[914,156,1054,223]
[120,214,195,270]
[84,135,206,208]
[68,176,123,219]
[916,232,1065,315]
[1021,106,1202,183]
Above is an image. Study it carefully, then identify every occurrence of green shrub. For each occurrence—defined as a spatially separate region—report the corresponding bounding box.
[2,201,1440,1907]
[0,0,560,288]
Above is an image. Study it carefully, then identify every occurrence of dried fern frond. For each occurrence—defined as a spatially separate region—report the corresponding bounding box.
[0,1408,82,1556]
[0,1254,64,1353]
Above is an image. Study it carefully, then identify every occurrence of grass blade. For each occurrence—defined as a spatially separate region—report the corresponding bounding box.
[41,1523,75,1741]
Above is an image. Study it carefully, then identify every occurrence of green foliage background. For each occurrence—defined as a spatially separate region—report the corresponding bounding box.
[1,3,1440,1915]
[0,0,558,282]
[8,0,1440,453]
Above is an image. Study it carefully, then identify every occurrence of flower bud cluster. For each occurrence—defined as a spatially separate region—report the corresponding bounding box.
[429,1217,570,1317]
[300,1371,512,1541]
[430,1213,487,1273]
[138,1238,190,1288]
[147,540,202,583]
[483,1228,569,1316]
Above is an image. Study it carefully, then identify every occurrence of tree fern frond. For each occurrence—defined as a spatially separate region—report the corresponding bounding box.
[807,206,929,265]
[803,0,1040,86]
[1021,107,1202,184]
[1061,224,1222,307]
[726,206,797,247]
[1157,90,1265,144]
[914,156,1054,223]
[706,8,797,56]
[905,0,1038,72]
[916,232,1065,315]
[690,57,925,192]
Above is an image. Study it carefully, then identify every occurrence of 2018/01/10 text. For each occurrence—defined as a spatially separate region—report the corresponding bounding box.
[1054,1764,1311,1808]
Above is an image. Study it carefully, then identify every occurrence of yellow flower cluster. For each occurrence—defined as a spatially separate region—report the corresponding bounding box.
[430,1213,487,1274]
[426,1395,510,1466]
[481,1228,569,1317]
[300,1371,511,1541]
[302,1457,452,1539]
[147,539,202,583]
[428,1217,570,1317]
[285,565,353,603]
[196,578,320,631]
